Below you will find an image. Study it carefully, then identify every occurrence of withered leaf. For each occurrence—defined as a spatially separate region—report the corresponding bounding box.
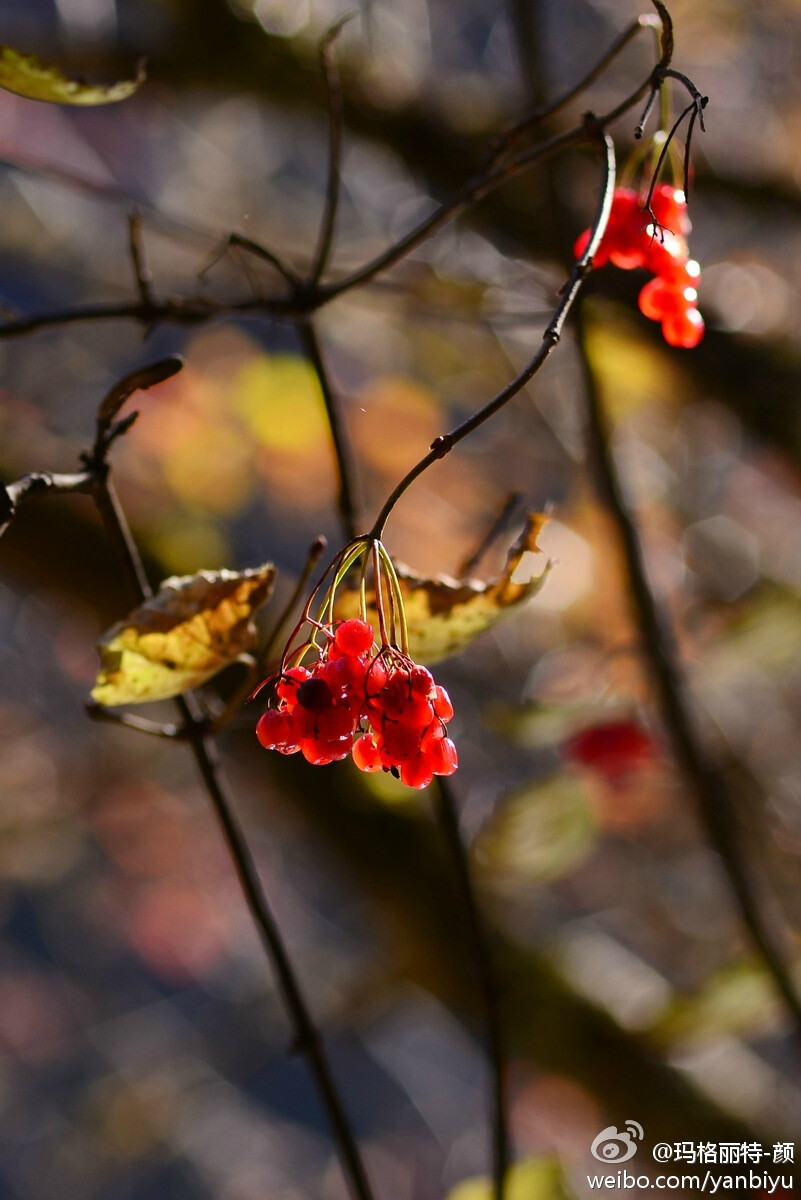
[334,513,550,664]
[0,47,144,104]
[91,565,274,705]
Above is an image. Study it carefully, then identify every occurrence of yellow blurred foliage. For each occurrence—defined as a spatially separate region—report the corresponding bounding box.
[448,1158,575,1200]
[234,354,325,450]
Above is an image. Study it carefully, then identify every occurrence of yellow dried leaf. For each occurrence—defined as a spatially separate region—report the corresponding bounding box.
[0,46,144,105]
[334,514,550,664]
[91,565,274,705]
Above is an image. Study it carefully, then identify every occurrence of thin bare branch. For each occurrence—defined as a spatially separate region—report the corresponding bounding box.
[458,492,522,579]
[499,12,660,150]
[309,16,353,284]
[127,212,156,307]
[574,303,801,1039]
[86,701,186,740]
[434,778,510,1200]
[299,319,360,539]
[367,132,617,540]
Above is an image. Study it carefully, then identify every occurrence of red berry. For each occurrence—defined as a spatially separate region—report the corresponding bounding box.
[256,709,295,750]
[364,656,389,697]
[334,619,375,658]
[296,676,334,712]
[432,685,454,722]
[650,185,690,237]
[276,666,311,708]
[661,304,704,348]
[429,737,458,776]
[352,735,383,773]
[565,719,657,779]
[380,721,424,763]
[372,673,411,719]
[397,694,435,731]
[641,226,686,275]
[317,704,354,742]
[421,718,445,750]
[300,734,352,765]
[637,276,695,321]
[399,755,434,790]
[409,666,435,699]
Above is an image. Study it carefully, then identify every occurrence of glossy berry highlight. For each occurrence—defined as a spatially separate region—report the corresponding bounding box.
[576,184,704,348]
[256,618,457,789]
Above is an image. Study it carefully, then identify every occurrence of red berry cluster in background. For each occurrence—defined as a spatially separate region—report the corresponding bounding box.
[563,718,659,782]
[575,184,704,348]
[256,618,458,789]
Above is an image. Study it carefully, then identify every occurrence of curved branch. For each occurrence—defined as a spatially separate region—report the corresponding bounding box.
[366,132,617,539]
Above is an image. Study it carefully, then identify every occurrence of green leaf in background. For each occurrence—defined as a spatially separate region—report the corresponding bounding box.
[651,957,782,1044]
[448,1157,577,1200]
[0,46,144,104]
[476,775,597,885]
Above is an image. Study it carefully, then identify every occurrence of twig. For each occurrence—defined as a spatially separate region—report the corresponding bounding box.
[365,132,617,540]
[96,492,376,1200]
[127,212,156,307]
[86,702,186,740]
[176,690,376,1200]
[499,12,659,151]
[574,303,801,1037]
[221,232,301,290]
[0,295,293,341]
[0,366,377,1200]
[0,2,674,349]
[91,428,375,1200]
[308,17,352,284]
[458,492,522,579]
[299,319,360,539]
[433,778,509,1200]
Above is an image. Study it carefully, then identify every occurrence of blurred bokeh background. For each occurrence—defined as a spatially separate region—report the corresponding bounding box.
[2,1,801,1197]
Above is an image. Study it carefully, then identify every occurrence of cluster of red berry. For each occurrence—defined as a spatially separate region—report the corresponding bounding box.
[255,618,458,789]
[575,184,704,348]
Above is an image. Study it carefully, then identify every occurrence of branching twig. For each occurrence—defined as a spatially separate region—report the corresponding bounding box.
[0,3,671,352]
[219,232,301,291]
[499,11,660,151]
[0,364,377,1200]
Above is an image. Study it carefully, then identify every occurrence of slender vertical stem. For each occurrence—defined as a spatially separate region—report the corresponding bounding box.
[127,213,156,308]
[299,319,360,540]
[433,778,509,1200]
[309,19,349,285]
[177,693,376,1200]
[90,476,377,1200]
[574,304,801,1037]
